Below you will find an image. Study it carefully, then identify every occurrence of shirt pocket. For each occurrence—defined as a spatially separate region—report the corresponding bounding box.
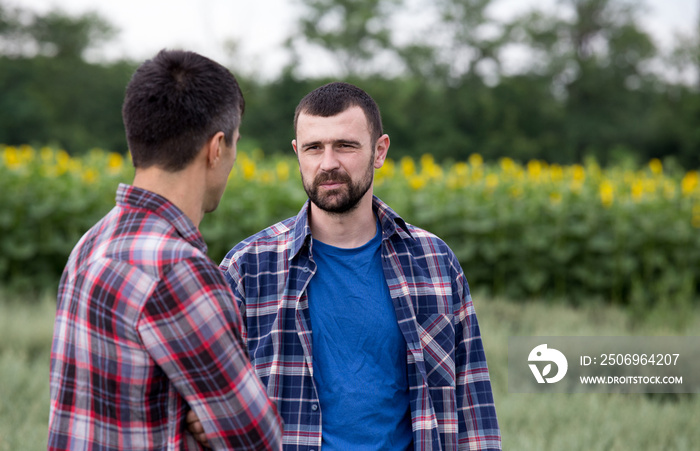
[417,313,456,387]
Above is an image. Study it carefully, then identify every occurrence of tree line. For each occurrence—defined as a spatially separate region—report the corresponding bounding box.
[1,0,699,168]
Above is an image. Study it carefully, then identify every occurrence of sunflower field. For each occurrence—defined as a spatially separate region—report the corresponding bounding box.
[2,144,700,315]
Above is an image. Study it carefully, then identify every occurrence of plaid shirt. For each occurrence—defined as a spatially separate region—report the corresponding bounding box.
[49,184,282,450]
[221,196,501,451]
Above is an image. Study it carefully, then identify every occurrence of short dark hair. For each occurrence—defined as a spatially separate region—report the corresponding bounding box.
[294,82,383,145]
[122,49,245,171]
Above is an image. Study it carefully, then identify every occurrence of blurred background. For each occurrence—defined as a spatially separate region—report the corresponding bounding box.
[2,0,700,166]
[1,0,699,449]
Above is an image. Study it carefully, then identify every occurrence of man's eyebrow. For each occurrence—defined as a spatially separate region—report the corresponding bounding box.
[336,139,362,146]
[300,140,322,148]
[300,139,362,148]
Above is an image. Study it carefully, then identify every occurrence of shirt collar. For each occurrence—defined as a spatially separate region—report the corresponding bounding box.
[373,195,413,241]
[289,201,313,260]
[288,195,413,260]
[116,183,208,253]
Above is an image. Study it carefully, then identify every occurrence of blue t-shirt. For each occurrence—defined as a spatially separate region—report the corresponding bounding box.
[307,221,413,450]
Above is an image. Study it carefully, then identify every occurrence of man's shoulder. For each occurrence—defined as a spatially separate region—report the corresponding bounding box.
[73,206,206,276]
[124,209,205,260]
[393,221,465,274]
[237,216,297,249]
[224,216,299,264]
[401,222,451,252]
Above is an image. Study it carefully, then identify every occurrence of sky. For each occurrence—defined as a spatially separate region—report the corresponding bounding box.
[10,0,700,79]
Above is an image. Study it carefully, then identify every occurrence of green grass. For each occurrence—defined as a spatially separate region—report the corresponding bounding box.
[0,292,55,451]
[475,295,700,450]
[1,291,698,450]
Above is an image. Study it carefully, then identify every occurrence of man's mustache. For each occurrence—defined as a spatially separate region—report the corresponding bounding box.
[314,170,351,186]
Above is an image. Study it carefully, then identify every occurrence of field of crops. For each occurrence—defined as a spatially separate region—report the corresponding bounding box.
[1,290,698,451]
[2,144,700,318]
[3,145,700,449]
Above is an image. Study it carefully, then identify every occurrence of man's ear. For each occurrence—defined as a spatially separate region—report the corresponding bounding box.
[292,139,298,156]
[206,131,226,168]
[374,134,390,169]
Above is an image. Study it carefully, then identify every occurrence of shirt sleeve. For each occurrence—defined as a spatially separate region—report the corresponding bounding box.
[137,256,283,450]
[451,254,502,450]
[221,257,248,344]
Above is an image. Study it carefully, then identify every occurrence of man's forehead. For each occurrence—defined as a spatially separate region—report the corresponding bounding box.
[296,107,370,136]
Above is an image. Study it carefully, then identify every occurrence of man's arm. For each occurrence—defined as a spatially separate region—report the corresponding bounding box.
[188,255,254,448]
[452,258,502,450]
[138,257,282,450]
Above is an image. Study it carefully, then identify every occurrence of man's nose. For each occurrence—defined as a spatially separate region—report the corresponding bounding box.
[319,146,340,172]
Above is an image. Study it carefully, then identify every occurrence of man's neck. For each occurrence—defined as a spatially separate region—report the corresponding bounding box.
[309,194,377,249]
[132,166,206,228]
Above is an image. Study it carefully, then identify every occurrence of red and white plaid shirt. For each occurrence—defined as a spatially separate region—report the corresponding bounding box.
[49,184,282,450]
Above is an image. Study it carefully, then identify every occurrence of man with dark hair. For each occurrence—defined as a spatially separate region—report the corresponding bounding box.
[48,49,283,450]
[192,81,501,450]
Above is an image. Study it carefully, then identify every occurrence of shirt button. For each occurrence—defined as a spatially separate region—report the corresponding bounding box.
[311,404,319,411]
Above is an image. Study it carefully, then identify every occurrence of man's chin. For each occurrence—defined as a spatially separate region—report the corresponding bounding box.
[313,198,360,215]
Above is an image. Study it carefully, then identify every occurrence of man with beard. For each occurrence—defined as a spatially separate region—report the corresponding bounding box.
[190,82,501,450]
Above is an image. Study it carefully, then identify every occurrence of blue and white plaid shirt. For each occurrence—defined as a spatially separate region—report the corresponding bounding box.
[220,196,501,450]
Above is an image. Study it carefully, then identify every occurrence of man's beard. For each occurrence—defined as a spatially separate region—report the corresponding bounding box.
[303,158,374,215]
